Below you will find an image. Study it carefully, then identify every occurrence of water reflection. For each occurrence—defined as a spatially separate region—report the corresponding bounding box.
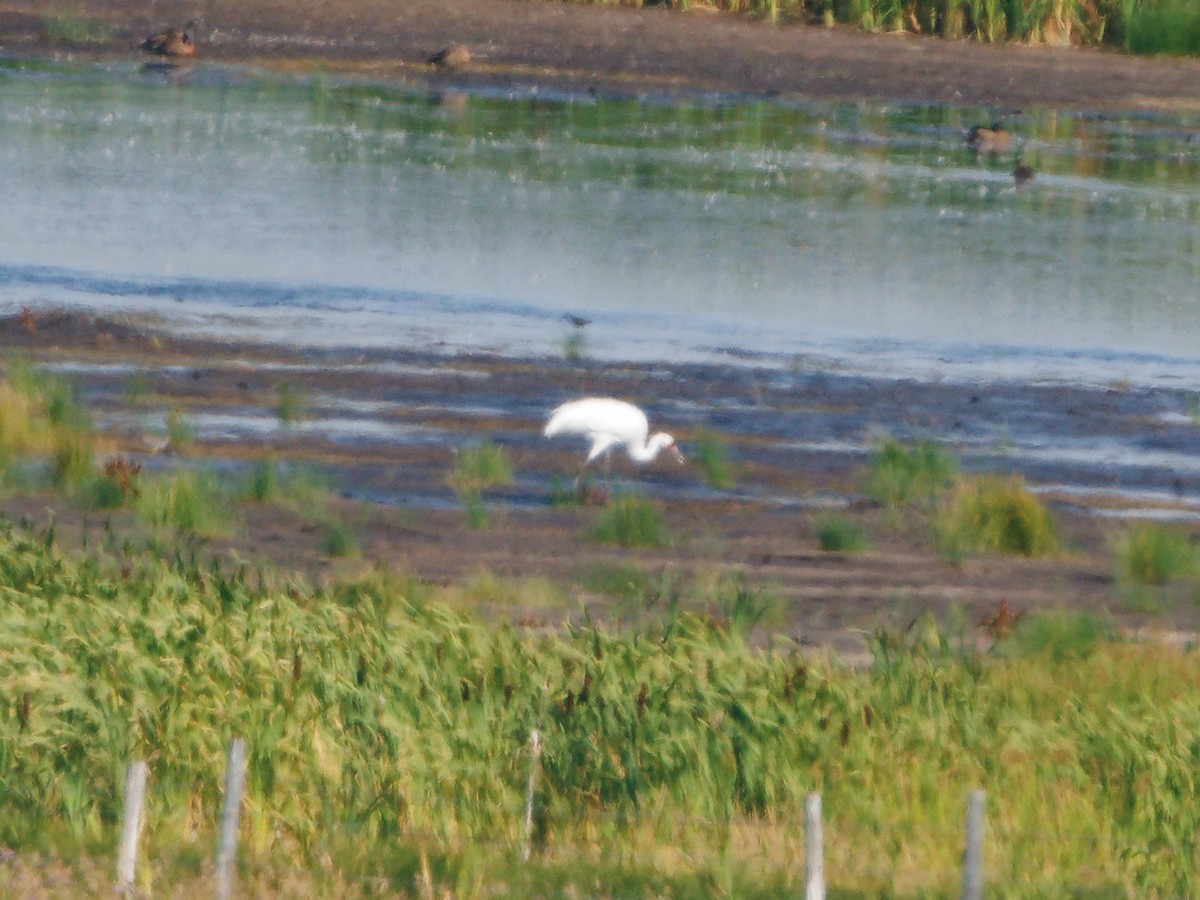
[0,57,1198,384]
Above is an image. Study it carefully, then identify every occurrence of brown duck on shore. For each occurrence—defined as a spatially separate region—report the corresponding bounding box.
[428,43,471,70]
[965,123,1011,155]
[1012,159,1036,186]
[140,26,197,59]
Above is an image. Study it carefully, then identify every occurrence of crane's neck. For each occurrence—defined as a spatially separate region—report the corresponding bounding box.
[628,432,675,464]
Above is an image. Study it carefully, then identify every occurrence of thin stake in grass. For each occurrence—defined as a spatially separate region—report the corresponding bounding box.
[116,760,148,890]
[523,729,542,862]
[804,792,824,900]
[217,738,247,900]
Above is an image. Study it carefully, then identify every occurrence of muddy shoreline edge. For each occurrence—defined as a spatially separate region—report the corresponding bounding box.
[4,0,1200,111]
[1,309,1197,657]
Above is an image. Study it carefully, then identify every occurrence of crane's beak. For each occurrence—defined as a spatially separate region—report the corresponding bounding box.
[670,444,685,464]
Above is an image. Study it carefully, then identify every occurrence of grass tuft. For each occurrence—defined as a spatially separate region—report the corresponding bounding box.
[694,428,735,489]
[134,471,230,535]
[166,408,195,451]
[816,512,869,552]
[588,494,669,547]
[40,13,114,44]
[997,609,1112,662]
[1122,0,1200,56]
[319,516,359,558]
[1111,523,1196,587]
[562,330,586,363]
[448,442,513,529]
[277,382,308,426]
[864,438,956,507]
[935,475,1060,561]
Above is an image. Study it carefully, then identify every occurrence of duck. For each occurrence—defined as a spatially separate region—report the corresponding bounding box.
[1012,159,1036,187]
[428,43,471,70]
[965,123,1011,155]
[140,26,197,59]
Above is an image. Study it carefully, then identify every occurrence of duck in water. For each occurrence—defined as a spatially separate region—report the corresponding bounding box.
[965,123,1011,155]
[140,26,197,59]
[428,43,471,70]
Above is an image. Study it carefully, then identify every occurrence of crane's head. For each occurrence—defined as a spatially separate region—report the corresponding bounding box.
[652,433,685,464]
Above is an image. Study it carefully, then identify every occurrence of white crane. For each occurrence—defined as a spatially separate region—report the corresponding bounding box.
[543,397,684,485]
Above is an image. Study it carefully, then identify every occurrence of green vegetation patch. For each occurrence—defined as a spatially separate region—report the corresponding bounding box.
[588,493,670,547]
[40,13,115,45]
[133,470,231,535]
[864,438,957,507]
[694,428,735,489]
[1111,522,1197,587]
[0,525,1197,893]
[816,512,869,553]
[1122,0,1200,56]
[448,441,514,528]
[935,474,1060,560]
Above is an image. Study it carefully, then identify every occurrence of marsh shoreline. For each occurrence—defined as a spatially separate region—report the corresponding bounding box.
[3,0,1200,111]
[1,310,1198,658]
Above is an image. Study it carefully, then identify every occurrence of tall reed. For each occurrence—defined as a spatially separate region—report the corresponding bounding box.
[1,524,1198,894]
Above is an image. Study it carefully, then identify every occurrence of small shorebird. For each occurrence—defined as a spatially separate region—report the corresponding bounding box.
[561,313,591,329]
[544,397,685,487]
[1012,159,1036,186]
[140,26,196,59]
[428,43,471,70]
[965,123,1011,155]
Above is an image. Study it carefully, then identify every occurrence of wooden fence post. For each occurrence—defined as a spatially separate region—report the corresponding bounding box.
[804,792,825,900]
[522,729,542,862]
[115,760,148,891]
[216,738,247,900]
[962,789,985,900]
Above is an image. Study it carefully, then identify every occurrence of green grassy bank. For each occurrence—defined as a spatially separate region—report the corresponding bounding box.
[0,522,1198,896]
[600,0,1200,56]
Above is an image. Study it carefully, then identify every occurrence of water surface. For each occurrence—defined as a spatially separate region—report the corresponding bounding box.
[2,57,1199,387]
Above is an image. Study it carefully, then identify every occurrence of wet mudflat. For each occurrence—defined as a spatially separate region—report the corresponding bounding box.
[4,310,1198,657]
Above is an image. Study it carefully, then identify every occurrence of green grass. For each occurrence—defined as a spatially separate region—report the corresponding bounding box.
[449,442,514,493]
[0,524,1199,893]
[318,516,359,557]
[562,330,586,364]
[562,0,1186,54]
[864,438,957,508]
[578,562,683,618]
[815,512,869,552]
[694,428,735,489]
[238,457,328,507]
[133,470,231,535]
[1122,0,1200,55]
[996,609,1112,662]
[448,442,514,529]
[276,382,308,426]
[165,408,195,451]
[40,13,115,44]
[588,494,670,547]
[935,475,1060,561]
[1111,522,1196,587]
[0,361,97,494]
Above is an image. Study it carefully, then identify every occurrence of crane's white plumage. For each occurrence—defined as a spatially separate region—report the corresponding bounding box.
[544,398,684,467]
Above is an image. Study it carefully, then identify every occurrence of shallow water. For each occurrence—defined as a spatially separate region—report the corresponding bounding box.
[2,57,1200,387]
